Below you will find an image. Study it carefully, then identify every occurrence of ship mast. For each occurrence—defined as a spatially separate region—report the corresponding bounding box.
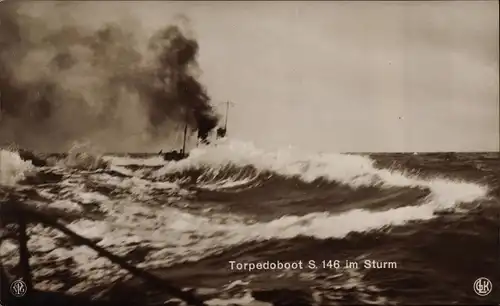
[216,101,234,139]
[181,109,188,155]
[223,100,230,130]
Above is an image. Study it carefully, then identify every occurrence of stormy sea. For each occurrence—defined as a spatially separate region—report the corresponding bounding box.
[1,141,499,306]
[1,1,499,305]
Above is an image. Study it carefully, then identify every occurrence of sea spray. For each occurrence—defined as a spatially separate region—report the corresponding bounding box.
[59,141,110,171]
[0,149,34,185]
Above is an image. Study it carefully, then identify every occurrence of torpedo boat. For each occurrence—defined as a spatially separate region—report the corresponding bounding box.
[161,101,232,161]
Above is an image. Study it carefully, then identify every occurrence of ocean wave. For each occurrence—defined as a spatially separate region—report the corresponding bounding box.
[1,140,492,297]
[30,142,486,261]
[152,140,488,203]
[0,149,35,186]
[57,141,110,171]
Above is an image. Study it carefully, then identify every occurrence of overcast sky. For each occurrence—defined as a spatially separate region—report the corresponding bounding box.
[25,1,500,152]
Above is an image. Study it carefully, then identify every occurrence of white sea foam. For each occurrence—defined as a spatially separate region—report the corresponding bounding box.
[58,141,109,170]
[205,292,267,306]
[155,140,376,186]
[105,155,166,167]
[0,149,34,185]
[200,177,257,191]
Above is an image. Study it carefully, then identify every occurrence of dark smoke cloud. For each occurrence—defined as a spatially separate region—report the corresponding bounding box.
[0,2,219,152]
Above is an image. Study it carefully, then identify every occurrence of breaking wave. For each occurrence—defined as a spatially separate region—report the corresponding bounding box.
[0,149,34,185]
[58,141,110,171]
[153,140,488,204]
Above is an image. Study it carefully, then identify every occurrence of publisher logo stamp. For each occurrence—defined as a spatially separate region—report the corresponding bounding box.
[473,277,492,296]
[10,279,27,297]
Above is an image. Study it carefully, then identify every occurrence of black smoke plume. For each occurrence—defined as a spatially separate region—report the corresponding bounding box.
[0,2,219,152]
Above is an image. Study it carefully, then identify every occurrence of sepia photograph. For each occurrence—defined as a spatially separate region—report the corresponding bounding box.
[0,1,499,305]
